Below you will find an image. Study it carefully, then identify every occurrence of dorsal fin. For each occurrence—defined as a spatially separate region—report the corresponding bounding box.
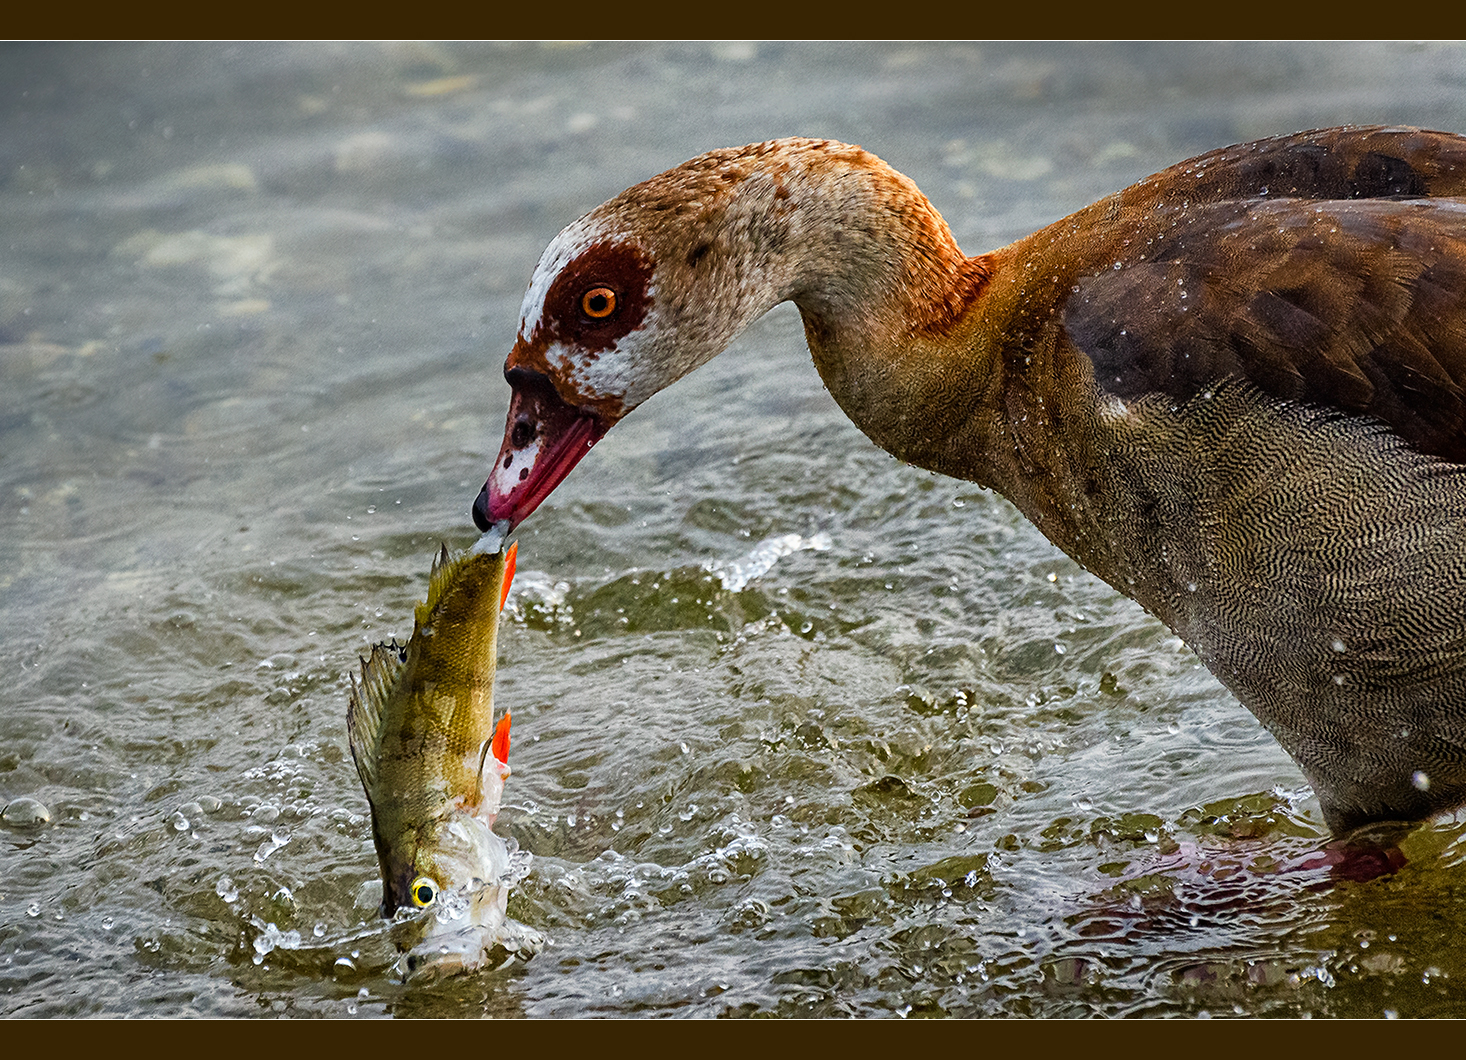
[415,543,472,628]
[346,639,408,796]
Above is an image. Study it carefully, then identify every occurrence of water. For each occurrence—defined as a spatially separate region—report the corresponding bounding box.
[3,41,1466,1017]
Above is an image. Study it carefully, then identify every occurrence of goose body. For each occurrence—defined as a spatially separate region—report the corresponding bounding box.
[475,127,1466,834]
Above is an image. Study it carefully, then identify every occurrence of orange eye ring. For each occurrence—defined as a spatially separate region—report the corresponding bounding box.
[581,286,617,319]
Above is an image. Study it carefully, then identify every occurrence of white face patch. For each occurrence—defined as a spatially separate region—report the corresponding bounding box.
[491,436,541,496]
[565,342,639,403]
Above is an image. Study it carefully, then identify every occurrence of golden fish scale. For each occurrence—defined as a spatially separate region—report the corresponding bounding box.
[365,548,507,822]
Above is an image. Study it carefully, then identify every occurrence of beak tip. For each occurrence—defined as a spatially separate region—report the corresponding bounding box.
[471,484,501,533]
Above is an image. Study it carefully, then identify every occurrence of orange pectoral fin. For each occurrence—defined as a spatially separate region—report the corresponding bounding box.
[491,712,511,764]
[500,541,518,611]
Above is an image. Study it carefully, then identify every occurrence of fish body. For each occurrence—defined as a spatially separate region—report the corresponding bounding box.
[347,530,534,979]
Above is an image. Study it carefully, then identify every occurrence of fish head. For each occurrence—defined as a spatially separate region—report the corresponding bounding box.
[382,806,524,982]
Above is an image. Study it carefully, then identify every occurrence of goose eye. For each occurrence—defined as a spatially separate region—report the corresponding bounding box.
[409,876,438,908]
[580,286,617,319]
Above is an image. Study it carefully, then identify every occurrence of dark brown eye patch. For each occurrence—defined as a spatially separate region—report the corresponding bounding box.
[581,287,617,318]
[534,242,653,354]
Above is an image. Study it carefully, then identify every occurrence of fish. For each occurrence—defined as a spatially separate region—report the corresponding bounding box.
[347,526,539,981]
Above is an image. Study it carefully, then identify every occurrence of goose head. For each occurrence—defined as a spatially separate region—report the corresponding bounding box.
[472,146,805,531]
[472,138,954,531]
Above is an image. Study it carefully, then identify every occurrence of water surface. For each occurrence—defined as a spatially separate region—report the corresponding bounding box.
[4,41,1466,1017]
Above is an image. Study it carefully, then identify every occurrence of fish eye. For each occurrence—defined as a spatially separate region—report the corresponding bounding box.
[580,286,617,319]
[409,875,438,908]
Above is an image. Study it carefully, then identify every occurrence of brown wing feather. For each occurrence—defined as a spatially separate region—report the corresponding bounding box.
[1064,194,1466,462]
[1128,125,1466,204]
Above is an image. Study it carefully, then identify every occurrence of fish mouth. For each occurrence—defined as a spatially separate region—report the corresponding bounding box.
[402,925,516,983]
[474,368,608,532]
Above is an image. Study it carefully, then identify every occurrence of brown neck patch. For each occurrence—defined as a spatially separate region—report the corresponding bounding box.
[913,253,994,337]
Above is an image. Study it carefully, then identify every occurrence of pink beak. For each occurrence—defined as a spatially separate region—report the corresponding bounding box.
[473,369,608,532]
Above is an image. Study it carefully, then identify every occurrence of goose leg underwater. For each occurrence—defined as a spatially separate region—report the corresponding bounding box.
[347,529,540,981]
[475,126,1466,838]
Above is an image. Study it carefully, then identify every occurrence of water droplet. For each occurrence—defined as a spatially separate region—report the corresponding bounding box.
[26,902,40,918]
[102,916,115,930]
[313,922,326,938]
[1412,771,1431,792]
[1331,639,1347,653]
[1,797,51,826]
[253,831,291,863]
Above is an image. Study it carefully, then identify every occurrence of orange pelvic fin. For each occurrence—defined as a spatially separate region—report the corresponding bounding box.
[491,712,511,765]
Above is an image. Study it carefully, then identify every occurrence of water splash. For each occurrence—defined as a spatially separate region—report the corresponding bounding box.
[251,917,303,964]
[253,831,291,862]
[215,875,239,904]
[705,532,833,592]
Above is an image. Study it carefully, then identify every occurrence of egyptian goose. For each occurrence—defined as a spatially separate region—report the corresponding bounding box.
[474,126,1466,835]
